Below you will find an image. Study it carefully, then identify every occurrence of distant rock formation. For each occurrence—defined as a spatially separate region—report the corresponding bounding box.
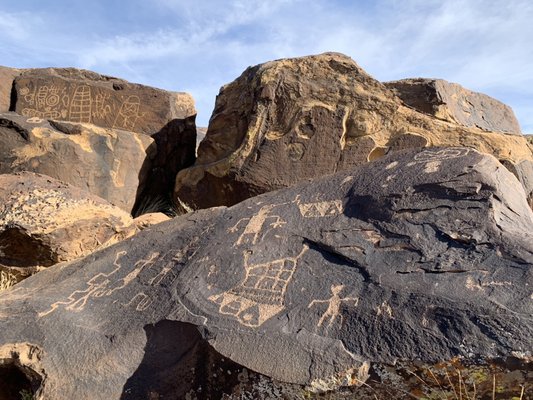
[384,78,521,133]
[0,66,197,214]
[1,148,531,399]
[174,53,532,212]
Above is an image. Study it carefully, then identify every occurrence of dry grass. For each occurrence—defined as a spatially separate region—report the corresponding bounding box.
[0,270,18,291]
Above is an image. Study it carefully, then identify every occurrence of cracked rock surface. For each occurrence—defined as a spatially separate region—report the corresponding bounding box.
[0,147,532,399]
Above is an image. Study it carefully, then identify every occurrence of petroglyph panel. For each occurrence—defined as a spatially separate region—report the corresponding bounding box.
[13,77,158,134]
[413,148,471,163]
[209,245,308,327]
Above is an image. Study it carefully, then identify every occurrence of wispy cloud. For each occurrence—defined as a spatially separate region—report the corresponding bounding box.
[0,0,531,131]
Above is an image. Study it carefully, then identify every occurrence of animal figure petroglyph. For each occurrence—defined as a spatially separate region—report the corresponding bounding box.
[293,195,344,218]
[209,245,309,327]
[308,284,358,330]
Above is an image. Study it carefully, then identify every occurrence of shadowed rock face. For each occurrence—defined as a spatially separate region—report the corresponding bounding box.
[384,78,522,134]
[174,53,533,211]
[0,147,531,399]
[0,172,135,289]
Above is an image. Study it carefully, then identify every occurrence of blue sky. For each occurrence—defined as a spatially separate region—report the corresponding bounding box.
[0,0,531,132]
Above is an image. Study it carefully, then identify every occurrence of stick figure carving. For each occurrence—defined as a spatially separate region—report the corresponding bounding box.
[308,284,359,330]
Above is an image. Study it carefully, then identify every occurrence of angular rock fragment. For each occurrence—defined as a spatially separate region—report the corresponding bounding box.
[0,147,531,399]
[0,171,135,289]
[175,53,532,211]
[384,78,521,133]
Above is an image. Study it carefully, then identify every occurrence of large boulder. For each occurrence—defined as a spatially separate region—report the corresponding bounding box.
[0,112,153,212]
[384,78,522,133]
[0,147,531,399]
[174,53,532,210]
[0,66,197,215]
[0,172,136,290]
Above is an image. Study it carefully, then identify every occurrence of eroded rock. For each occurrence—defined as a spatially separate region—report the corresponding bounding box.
[0,171,135,289]
[174,53,532,210]
[0,112,153,212]
[384,78,521,133]
[0,147,531,399]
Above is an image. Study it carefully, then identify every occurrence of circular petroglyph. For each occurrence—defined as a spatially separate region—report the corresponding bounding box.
[26,117,44,124]
[287,142,306,161]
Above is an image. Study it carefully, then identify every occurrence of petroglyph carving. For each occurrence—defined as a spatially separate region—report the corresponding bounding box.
[209,245,308,327]
[69,85,92,123]
[413,148,470,163]
[93,92,112,119]
[124,292,152,311]
[287,142,305,161]
[229,204,286,246]
[294,195,343,218]
[38,251,160,317]
[26,117,44,124]
[113,95,143,130]
[308,284,358,330]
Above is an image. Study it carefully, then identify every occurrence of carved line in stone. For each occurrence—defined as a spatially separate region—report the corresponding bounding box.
[294,195,344,218]
[413,148,471,163]
[229,204,286,247]
[209,244,309,327]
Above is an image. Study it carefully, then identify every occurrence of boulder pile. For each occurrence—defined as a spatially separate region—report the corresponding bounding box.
[0,54,531,399]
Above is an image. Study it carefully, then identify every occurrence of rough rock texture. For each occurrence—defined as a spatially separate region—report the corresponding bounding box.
[384,78,522,133]
[12,67,195,133]
[174,53,533,210]
[0,148,531,399]
[0,172,135,290]
[1,66,197,214]
[0,112,153,212]
[196,126,207,153]
[133,212,170,230]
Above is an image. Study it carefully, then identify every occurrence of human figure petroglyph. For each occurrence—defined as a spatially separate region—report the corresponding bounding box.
[38,251,161,317]
[38,250,128,317]
[308,284,359,330]
[209,244,309,327]
[293,195,344,218]
[229,204,286,246]
[113,95,143,130]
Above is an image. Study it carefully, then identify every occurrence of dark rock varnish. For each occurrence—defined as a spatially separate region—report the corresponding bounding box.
[0,147,531,399]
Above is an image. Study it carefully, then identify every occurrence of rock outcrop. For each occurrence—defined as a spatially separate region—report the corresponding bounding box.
[0,172,136,290]
[174,53,532,211]
[0,66,197,214]
[0,112,153,212]
[1,147,531,399]
[384,78,522,133]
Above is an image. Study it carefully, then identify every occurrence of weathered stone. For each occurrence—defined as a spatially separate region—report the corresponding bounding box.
[196,126,207,153]
[0,112,153,212]
[133,212,171,230]
[0,66,21,113]
[0,172,135,290]
[174,53,532,211]
[12,67,195,133]
[385,78,522,133]
[0,147,531,399]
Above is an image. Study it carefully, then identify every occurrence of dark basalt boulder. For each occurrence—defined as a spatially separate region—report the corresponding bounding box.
[0,147,531,399]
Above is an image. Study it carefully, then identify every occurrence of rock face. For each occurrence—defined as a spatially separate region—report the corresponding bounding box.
[0,66,197,214]
[0,148,531,399]
[0,172,135,290]
[384,78,522,133]
[0,112,153,213]
[174,53,532,211]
